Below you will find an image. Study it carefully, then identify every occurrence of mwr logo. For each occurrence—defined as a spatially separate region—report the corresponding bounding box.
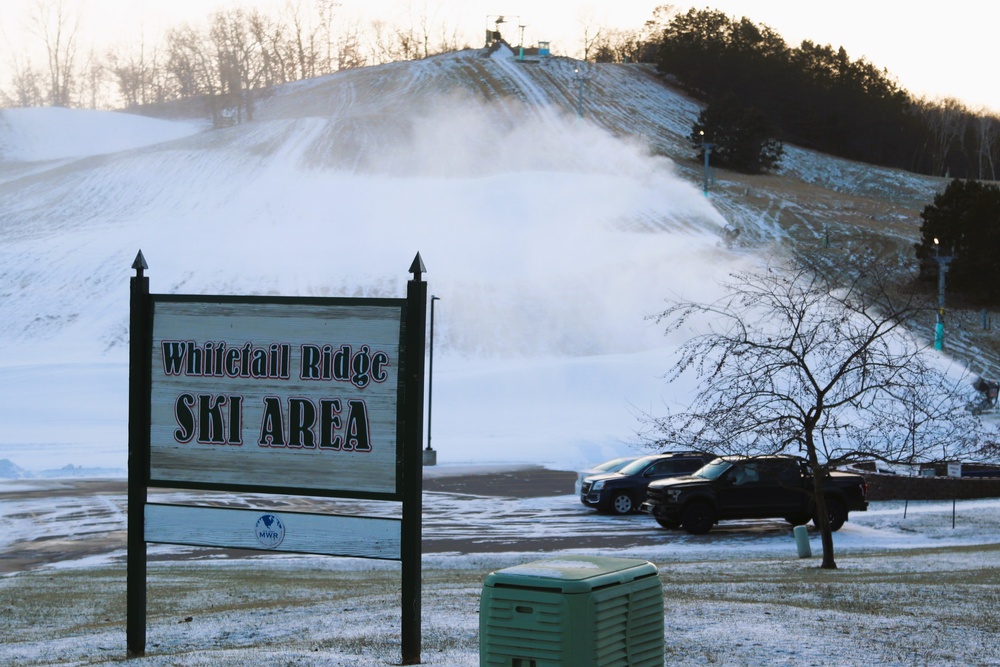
[254,514,285,549]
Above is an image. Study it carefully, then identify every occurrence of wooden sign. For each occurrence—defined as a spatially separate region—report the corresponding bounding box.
[148,297,405,499]
[127,251,427,664]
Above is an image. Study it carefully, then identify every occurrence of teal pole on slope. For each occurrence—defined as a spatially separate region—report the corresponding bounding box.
[700,130,714,197]
[933,237,952,351]
[574,68,587,119]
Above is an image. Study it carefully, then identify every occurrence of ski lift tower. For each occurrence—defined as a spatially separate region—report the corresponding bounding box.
[485,15,519,47]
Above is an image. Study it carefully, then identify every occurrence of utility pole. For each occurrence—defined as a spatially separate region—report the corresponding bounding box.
[424,295,440,466]
[573,68,588,119]
[933,237,953,351]
[699,130,715,197]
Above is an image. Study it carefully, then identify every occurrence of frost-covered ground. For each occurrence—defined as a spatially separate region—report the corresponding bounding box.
[3,487,1000,666]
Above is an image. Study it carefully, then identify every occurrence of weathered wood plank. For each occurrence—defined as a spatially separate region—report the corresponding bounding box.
[148,299,404,496]
[145,504,402,560]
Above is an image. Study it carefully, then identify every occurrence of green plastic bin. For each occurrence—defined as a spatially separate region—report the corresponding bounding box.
[480,556,664,667]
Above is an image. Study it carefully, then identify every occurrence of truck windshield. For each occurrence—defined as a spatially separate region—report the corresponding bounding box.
[694,460,732,480]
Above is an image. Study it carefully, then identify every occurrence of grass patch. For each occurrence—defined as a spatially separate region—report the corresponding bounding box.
[3,546,1000,665]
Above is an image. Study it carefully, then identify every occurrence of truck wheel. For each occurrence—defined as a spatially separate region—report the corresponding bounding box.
[814,498,847,532]
[681,501,715,535]
[610,493,634,515]
[654,515,680,530]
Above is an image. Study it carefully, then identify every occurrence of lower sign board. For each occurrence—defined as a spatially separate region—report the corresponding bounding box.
[144,504,402,560]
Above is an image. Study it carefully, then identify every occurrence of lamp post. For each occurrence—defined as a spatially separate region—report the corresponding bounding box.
[699,130,715,197]
[423,295,440,466]
[933,238,953,351]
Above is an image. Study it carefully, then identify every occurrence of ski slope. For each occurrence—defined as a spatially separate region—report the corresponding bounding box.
[0,47,952,476]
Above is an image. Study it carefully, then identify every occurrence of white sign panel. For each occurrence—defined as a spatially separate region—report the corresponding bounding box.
[148,298,404,498]
[145,504,401,559]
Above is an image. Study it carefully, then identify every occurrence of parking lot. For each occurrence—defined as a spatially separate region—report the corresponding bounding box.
[3,466,879,572]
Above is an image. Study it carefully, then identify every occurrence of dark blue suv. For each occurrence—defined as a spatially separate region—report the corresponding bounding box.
[580,451,714,515]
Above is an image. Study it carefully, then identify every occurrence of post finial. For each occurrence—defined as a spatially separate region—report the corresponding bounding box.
[409,253,426,281]
[132,250,148,275]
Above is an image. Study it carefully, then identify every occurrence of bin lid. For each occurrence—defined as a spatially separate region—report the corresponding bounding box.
[483,556,657,593]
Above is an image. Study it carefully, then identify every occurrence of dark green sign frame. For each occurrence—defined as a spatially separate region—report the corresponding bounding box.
[127,250,427,664]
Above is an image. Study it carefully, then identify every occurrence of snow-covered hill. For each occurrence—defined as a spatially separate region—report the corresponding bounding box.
[0,106,205,163]
[0,48,956,476]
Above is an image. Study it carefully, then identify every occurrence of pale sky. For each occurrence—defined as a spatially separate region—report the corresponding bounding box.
[1,0,997,113]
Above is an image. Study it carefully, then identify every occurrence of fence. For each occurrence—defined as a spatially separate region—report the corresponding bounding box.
[852,464,1000,501]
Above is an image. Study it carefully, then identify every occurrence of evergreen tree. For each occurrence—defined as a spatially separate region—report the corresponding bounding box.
[915,179,1000,304]
[654,8,930,176]
[691,93,784,174]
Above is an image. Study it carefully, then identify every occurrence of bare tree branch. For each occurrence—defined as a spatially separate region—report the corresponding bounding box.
[644,251,992,567]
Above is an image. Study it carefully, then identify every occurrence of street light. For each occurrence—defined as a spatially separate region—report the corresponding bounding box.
[699,130,715,197]
[933,238,953,351]
[423,295,440,466]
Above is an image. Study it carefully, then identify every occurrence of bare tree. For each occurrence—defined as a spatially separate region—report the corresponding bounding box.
[577,8,603,62]
[107,38,155,108]
[27,0,83,106]
[286,0,323,79]
[209,9,270,122]
[591,28,645,63]
[394,24,420,61]
[78,45,112,109]
[335,19,366,70]
[433,22,468,55]
[590,5,676,64]
[165,22,223,118]
[315,0,340,74]
[367,18,399,65]
[248,10,300,87]
[919,97,968,177]
[645,253,987,568]
[402,0,450,58]
[3,54,44,107]
[416,2,432,58]
[973,110,998,181]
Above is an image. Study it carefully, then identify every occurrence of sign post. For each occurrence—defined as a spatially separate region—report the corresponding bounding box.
[127,252,427,663]
[948,461,962,529]
[127,251,150,658]
[402,254,427,664]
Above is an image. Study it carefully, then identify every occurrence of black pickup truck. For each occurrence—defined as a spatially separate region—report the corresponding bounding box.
[642,455,868,534]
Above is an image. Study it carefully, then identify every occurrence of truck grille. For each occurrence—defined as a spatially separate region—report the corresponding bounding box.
[645,487,666,503]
